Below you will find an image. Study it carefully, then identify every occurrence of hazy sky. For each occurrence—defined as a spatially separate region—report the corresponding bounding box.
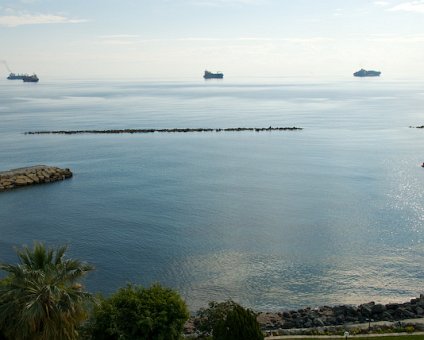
[1,0,424,78]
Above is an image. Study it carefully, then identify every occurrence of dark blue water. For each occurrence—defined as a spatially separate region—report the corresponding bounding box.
[0,77,423,311]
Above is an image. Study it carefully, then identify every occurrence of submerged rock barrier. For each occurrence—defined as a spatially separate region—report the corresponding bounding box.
[0,165,72,192]
[24,126,303,135]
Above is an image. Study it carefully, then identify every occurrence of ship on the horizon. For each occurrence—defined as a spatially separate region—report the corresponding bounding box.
[2,61,38,82]
[203,70,224,79]
[22,74,39,82]
[353,69,381,77]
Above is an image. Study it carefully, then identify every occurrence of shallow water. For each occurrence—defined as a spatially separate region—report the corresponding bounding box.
[0,77,423,311]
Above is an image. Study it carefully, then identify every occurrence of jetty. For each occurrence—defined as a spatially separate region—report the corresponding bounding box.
[24,126,303,135]
[0,166,72,192]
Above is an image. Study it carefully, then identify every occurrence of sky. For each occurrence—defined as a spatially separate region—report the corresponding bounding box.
[1,0,424,78]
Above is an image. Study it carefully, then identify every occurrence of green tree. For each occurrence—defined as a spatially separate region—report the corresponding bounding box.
[196,300,263,340]
[0,242,94,340]
[87,283,189,340]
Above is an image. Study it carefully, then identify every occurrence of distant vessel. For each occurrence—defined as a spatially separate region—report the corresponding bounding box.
[2,61,38,82]
[22,74,39,82]
[7,73,27,80]
[353,69,381,77]
[204,70,223,79]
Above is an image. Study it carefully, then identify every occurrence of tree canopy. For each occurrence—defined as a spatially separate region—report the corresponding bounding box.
[87,283,189,340]
[0,242,93,340]
[196,300,263,340]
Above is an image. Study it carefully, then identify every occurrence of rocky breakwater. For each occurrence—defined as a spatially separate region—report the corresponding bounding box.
[257,295,424,331]
[0,165,72,192]
[24,126,303,135]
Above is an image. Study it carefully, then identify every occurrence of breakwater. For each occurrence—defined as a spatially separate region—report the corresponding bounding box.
[0,166,72,192]
[184,295,424,335]
[255,295,424,331]
[24,126,303,135]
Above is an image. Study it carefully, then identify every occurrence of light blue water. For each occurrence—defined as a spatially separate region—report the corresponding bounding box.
[0,77,423,311]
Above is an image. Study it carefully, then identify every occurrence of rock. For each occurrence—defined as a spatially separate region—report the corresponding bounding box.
[282,320,296,329]
[360,303,373,317]
[15,178,29,186]
[394,307,415,319]
[372,303,386,314]
[0,165,73,192]
[381,311,394,320]
[345,305,358,317]
[386,303,400,310]
[303,319,313,328]
[314,318,325,327]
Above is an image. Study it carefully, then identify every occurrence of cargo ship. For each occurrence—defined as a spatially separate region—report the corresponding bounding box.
[22,74,39,82]
[353,69,381,77]
[204,70,224,79]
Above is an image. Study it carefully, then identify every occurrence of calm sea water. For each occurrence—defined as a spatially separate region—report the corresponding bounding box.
[0,77,423,311]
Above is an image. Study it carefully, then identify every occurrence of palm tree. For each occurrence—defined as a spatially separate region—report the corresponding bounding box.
[0,242,94,340]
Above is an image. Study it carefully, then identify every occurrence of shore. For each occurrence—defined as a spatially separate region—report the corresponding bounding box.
[184,295,424,337]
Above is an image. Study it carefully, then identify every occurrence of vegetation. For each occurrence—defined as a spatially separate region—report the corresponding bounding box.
[86,283,189,340]
[0,243,94,340]
[196,300,263,340]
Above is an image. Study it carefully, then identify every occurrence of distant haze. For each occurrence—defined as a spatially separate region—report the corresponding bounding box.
[1,0,424,78]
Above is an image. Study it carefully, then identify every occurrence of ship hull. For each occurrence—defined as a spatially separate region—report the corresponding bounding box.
[204,74,224,79]
[22,75,39,82]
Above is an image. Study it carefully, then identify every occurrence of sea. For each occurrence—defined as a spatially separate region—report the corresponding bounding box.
[0,76,423,312]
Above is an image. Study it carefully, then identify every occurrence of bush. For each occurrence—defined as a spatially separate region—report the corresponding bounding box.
[196,300,263,340]
[87,283,189,340]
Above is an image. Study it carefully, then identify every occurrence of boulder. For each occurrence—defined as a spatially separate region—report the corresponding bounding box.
[313,318,325,327]
[372,304,386,314]
[15,178,29,186]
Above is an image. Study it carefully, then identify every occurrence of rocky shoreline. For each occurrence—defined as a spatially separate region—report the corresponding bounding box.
[184,295,424,336]
[24,126,303,135]
[256,295,424,331]
[0,166,73,192]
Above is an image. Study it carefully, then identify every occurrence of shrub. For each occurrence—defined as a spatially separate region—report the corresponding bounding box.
[196,300,263,340]
[87,283,189,340]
